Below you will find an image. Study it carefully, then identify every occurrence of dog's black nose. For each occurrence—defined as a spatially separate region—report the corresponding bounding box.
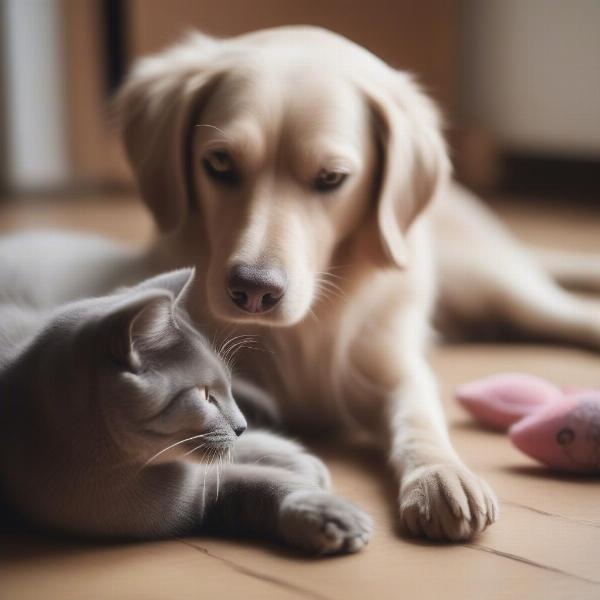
[227,264,287,313]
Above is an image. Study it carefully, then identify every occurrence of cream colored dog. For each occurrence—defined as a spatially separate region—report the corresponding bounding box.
[116,26,600,541]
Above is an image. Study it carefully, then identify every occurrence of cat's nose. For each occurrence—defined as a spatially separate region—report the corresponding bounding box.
[233,423,247,437]
[227,264,287,314]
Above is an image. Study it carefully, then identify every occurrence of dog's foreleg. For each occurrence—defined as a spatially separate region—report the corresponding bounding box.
[386,353,498,541]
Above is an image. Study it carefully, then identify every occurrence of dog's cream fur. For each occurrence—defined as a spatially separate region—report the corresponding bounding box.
[114,26,600,541]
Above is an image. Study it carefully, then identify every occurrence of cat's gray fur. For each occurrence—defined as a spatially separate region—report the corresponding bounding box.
[0,235,371,554]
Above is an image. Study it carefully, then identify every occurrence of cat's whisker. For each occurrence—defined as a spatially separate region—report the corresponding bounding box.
[201,461,208,513]
[141,432,212,469]
[180,443,207,459]
[219,334,258,360]
[223,338,257,364]
[230,344,270,369]
[221,338,260,368]
[206,447,218,501]
[215,325,237,355]
[216,455,221,501]
[224,341,253,369]
[224,337,272,370]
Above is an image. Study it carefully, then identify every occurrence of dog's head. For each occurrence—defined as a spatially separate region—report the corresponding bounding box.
[117,27,450,326]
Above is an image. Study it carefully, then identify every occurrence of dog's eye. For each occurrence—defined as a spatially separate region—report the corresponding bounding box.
[314,169,348,192]
[203,150,239,184]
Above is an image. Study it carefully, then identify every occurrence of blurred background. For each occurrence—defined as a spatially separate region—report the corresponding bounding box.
[0,0,599,204]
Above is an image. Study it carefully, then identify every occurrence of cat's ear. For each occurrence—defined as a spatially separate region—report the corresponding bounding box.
[132,268,195,307]
[105,290,178,371]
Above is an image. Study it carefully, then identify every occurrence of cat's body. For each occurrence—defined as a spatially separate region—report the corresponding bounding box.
[0,234,371,553]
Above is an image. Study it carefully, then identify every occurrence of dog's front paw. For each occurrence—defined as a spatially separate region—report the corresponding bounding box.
[399,463,498,542]
[279,491,373,555]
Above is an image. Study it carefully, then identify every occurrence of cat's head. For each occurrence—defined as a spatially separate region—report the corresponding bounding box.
[38,268,246,466]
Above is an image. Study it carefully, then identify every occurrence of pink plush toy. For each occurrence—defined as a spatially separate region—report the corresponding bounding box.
[510,391,600,473]
[456,373,563,431]
[456,373,600,474]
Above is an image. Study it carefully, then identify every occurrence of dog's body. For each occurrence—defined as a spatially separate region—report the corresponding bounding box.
[14,26,598,543]
[113,26,600,541]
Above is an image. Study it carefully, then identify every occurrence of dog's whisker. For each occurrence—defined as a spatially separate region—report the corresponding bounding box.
[313,283,340,306]
[315,277,346,297]
[194,123,232,141]
[307,307,320,323]
[319,278,345,293]
[317,269,347,282]
[326,263,353,272]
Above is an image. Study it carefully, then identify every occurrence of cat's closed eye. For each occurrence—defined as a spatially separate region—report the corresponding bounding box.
[148,387,206,421]
[197,385,221,406]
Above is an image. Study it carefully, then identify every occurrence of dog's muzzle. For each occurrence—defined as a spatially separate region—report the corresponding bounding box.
[227,264,287,314]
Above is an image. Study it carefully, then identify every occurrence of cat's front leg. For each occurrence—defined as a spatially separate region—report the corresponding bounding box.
[232,430,331,489]
[199,464,372,555]
[386,355,498,541]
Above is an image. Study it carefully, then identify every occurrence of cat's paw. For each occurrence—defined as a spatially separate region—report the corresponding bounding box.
[399,462,498,542]
[279,491,373,555]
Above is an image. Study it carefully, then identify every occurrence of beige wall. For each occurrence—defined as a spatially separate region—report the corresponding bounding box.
[461,0,600,157]
[127,0,459,115]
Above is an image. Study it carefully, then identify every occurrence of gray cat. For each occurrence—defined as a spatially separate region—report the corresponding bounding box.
[0,265,371,554]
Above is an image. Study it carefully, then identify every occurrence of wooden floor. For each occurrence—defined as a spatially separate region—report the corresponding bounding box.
[1,195,599,600]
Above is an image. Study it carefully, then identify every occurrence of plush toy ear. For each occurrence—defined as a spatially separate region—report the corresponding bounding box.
[115,33,222,232]
[363,72,451,268]
[105,290,177,371]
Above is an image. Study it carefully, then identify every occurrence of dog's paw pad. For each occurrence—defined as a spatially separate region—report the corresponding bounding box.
[279,491,373,555]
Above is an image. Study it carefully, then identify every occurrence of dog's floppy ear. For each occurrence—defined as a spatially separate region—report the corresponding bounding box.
[364,72,451,268]
[115,33,222,232]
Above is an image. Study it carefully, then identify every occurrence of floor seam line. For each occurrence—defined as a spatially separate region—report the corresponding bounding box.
[177,538,334,600]
[501,499,600,528]
[464,542,600,586]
